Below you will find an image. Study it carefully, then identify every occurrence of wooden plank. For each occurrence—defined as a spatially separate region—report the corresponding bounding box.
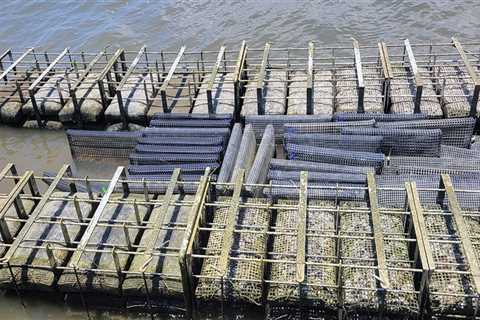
[0,171,34,220]
[0,48,33,81]
[404,39,423,113]
[0,48,12,63]
[1,165,71,264]
[353,39,365,113]
[139,168,180,267]
[382,43,393,79]
[296,171,307,283]
[207,46,226,113]
[217,169,244,275]
[97,48,124,81]
[441,174,480,293]
[256,43,271,115]
[451,37,480,116]
[306,42,314,115]
[367,173,390,289]
[116,46,146,90]
[233,41,247,83]
[69,166,125,268]
[70,51,105,92]
[0,163,14,181]
[378,42,391,80]
[159,46,186,112]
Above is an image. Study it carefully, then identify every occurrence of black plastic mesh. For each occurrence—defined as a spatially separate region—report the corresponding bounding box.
[267,170,366,184]
[333,112,428,122]
[149,118,232,128]
[137,135,225,146]
[341,127,443,157]
[232,124,257,180]
[284,133,383,153]
[440,145,480,159]
[284,119,375,135]
[270,159,374,175]
[151,113,233,120]
[128,163,219,175]
[388,156,480,170]
[129,152,221,165]
[122,174,209,194]
[285,143,385,172]
[135,144,223,155]
[143,127,230,139]
[244,114,331,143]
[375,117,476,148]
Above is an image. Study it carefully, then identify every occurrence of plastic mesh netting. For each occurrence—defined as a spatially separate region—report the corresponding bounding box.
[440,145,480,159]
[134,144,223,155]
[436,66,473,118]
[137,135,225,146]
[217,123,243,190]
[129,152,221,165]
[284,119,375,135]
[270,159,374,175]
[284,133,383,153]
[333,112,428,122]
[232,124,257,180]
[128,163,219,175]
[267,170,366,185]
[246,125,275,194]
[149,118,232,128]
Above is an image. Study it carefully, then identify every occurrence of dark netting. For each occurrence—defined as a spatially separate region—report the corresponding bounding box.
[441,145,480,159]
[149,118,232,128]
[231,124,257,180]
[383,165,480,176]
[217,123,243,190]
[151,112,233,120]
[267,199,337,309]
[270,159,374,175]
[283,133,383,153]
[143,127,230,139]
[246,125,275,194]
[267,170,366,184]
[388,156,480,170]
[135,144,223,155]
[375,117,476,148]
[128,163,219,175]
[244,114,331,143]
[285,144,385,172]
[137,135,225,146]
[129,152,221,165]
[284,119,375,135]
[341,127,442,157]
[333,112,428,122]
[264,181,366,201]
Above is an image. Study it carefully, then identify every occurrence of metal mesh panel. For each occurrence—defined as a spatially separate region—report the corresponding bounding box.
[341,127,443,157]
[441,145,480,159]
[375,117,476,148]
[265,181,366,201]
[245,114,331,143]
[128,163,219,175]
[129,152,221,165]
[151,113,233,120]
[231,124,257,180]
[246,125,275,194]
[333,112,428,122]
[270,159,374,175]
[217,123,243,189]
[267,170,366,185]
[285,144,385,172]
[284,133,383,153]
[149,118,232,128]
[267,199,337,309]
[143,127,230,139]
[196,198,270,304]
[135,144,223,155]
[383,165,480,176]
[192,73,236,114]
[137,135,225,146]
[284,119,375,135]
[388,156,480,170]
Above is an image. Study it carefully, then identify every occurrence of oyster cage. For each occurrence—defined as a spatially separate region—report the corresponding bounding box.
[0,163,479,319]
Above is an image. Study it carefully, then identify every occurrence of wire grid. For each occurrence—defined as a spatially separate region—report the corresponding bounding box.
[267,170,366,185]
[284,133,383,153]
[231,124,257,181]
[341,127,443,157]
[414,179,479,316]
[195,197,270,304]
[137,135,225,147]
[128,163,219,175]
[375,117,476,148]
[149,117,232,128]
[135,144,223,155]
[245,114,331,143]
[284,119,376,135]
[270,158,375,175]
[284,143,385,172]
[441,145,480,159]
[124,174,216,195]
[217,123,243,189]
[333,112,428,122]
[388,156,480,171]
[122,193,194,298]
[3,191,96,290]
[246,125,275,194]
[267,199,338,309]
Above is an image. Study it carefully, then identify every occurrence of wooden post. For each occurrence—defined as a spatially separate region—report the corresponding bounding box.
[207,46,226,114]
[256,43,271,115]
[159,46,186,113]
[233,41,247,121]
[353,39,365,113]
[296,171,308,285]
[306,42,314,115]
[404,39,423,113]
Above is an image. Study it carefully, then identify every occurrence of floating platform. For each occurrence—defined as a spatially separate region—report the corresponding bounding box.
[0,37,479,130]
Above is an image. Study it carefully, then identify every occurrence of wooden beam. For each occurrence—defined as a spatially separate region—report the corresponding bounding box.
[0,171,34,221]
[207,46,226,113]
[0,48,33,81]
[160,46,186,113]
[353,39,365,113]
[69,166,125,268]
[367,173,390,289]
[452,37,480,116]
[404,39,423,113]
[28,48,69,92]
[256,43,271,115]
[296,171,307,283]
[441,174,480,293]
[233,41,247,121]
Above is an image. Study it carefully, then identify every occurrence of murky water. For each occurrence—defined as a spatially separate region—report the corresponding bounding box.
[0,0,479,318]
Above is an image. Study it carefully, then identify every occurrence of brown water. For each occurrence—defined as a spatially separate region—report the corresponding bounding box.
[0,0,479,318]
